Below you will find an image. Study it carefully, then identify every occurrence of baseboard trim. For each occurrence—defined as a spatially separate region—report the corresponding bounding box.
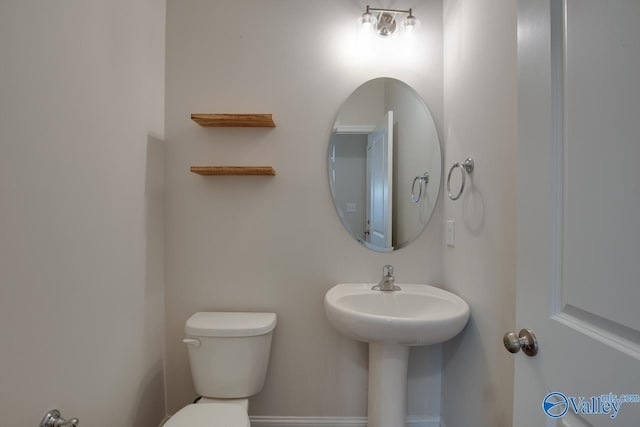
[249,415,441,427]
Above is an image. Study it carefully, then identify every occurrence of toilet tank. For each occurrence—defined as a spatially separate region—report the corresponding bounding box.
[184,312,277,398]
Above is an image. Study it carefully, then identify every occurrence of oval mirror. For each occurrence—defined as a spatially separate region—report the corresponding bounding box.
[328,78,441,252]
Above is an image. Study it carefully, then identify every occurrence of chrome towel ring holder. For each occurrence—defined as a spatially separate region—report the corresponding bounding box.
[447,157,474,201]
[411,172,429,203]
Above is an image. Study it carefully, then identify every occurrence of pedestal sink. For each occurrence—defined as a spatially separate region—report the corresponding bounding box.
[324,283,470,427]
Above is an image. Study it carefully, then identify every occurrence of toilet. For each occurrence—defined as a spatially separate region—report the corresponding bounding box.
[165,311,277,427]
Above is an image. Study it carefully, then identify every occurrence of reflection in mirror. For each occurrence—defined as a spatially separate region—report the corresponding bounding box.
[328,78,441,252]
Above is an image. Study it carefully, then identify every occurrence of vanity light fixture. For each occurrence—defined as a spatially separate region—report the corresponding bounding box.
[360,5,420,37]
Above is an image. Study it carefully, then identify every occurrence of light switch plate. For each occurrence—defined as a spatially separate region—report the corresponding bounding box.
[446,219,455,247]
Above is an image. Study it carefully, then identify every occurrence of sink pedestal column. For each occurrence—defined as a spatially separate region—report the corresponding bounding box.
[367,342,410,427]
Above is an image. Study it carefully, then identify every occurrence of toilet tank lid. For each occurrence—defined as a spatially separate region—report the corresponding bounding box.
[185,312,277,337]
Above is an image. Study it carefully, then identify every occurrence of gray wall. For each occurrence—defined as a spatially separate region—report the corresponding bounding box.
[441,0,517,426]
[0,0,524,425]
[385,80,442,246]
[165,0,444,419]
[0,0,167,425]
[332,134,368,239]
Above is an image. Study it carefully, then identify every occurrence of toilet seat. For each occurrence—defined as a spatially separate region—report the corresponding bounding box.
[164,403,250,427]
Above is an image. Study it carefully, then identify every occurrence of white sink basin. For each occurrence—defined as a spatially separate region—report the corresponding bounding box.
[324,283,470,345]
[324,283,470,427]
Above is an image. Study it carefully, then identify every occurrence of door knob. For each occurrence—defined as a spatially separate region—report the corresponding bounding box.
[503,328,538,356]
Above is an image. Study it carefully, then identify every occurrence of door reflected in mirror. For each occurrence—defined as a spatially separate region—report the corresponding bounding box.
[328,78,441,252]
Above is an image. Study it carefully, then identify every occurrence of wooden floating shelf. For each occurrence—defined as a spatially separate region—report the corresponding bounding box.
[191,114,276,128]
[190,166,276,176]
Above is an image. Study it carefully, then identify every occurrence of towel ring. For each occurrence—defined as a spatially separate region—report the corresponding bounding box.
[447,157,474,201]
[411,172,429,203]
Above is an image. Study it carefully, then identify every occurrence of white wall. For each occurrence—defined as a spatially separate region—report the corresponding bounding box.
[0,1,166,426]
[165,0,444,419]
[441,0,517,426]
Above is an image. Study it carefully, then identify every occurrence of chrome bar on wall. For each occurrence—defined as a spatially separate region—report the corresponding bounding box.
[447,157,475,201]
[410,172,430,203]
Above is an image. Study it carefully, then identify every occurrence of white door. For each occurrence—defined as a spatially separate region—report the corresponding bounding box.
[366,111,394,250]
[514,1,640,426]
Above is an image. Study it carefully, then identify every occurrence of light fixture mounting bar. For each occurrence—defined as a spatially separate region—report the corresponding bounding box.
[361,5,419,37]
[366,6,413,15]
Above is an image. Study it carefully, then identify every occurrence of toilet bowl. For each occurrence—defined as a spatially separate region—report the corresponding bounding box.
[164,312,277,427]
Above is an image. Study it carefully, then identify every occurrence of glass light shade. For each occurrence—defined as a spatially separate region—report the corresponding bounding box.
[403,15,419,32]
[360,11,377,30]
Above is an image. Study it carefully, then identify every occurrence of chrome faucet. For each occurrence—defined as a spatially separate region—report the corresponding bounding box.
[372,265,401,291]
[40,410,79,427]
